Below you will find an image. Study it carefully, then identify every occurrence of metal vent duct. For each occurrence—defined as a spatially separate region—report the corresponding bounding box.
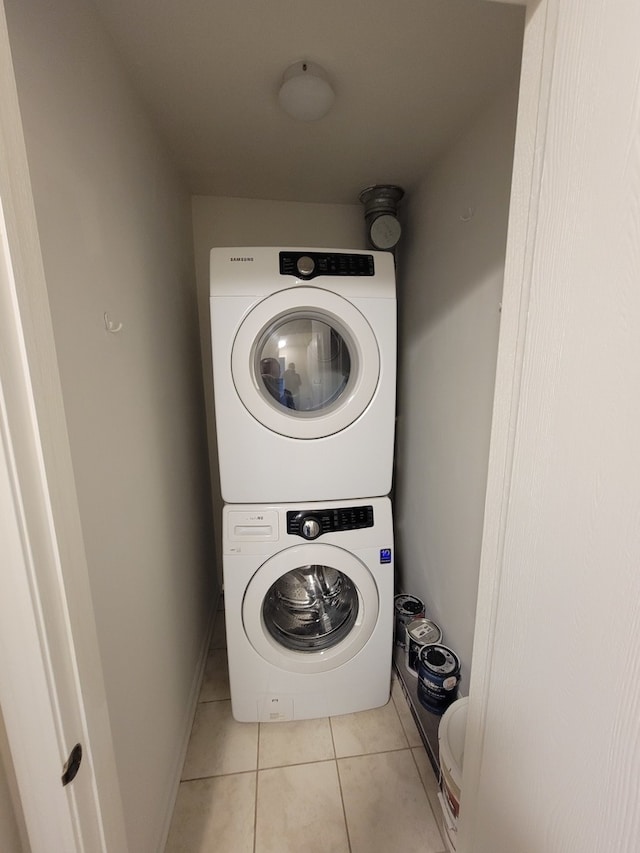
[359,185,405,251]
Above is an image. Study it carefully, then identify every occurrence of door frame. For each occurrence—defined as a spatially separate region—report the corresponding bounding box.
[0,2,127,850]
[459,0,554,848]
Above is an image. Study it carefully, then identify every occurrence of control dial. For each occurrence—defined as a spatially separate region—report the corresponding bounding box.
[296,255,315,277]
[300,516,321,540]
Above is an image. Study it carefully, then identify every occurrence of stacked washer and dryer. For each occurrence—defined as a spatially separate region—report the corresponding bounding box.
[209,247,397,722]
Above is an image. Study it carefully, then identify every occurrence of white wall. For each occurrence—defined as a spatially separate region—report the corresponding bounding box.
[394,77,520,693]
[191,196,364,570]
[4,1,215,850]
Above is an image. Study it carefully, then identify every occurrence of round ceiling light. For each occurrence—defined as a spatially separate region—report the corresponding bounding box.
[278,61,335,122]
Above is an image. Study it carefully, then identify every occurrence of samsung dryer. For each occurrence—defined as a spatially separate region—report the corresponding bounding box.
[210,247,396,503]
[222,496,394,722]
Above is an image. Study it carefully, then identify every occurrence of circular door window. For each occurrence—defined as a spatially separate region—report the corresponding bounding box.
[263,565,358,652]
[243,544,379,674]
[232,288,380,439]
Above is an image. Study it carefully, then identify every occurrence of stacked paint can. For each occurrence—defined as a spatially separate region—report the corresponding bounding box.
[404,618,442,677]
[417,644,461,715]
[393,594,425,647]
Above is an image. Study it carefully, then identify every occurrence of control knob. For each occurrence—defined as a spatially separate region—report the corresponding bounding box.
[301,516,321,540]
[296,255,315,277]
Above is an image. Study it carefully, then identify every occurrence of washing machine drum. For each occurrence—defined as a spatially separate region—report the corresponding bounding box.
[263,565,359,651]
[231,287,381,439]
[243,544,380,674]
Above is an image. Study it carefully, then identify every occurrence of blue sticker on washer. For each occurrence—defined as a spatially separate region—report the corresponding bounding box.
[380,548,392,564]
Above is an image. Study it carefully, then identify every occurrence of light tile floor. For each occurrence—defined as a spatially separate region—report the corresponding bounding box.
[165,609,446,853]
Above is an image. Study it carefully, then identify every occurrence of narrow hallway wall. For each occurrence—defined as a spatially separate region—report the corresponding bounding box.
[4,0,215,849]
[394,77,520,694]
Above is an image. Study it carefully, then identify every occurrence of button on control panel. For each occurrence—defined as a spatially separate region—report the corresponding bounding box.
[287,505,374,539]
[296,255,316,277]
[280,251,374,280]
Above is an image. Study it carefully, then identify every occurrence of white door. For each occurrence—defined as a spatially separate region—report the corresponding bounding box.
[0,5,126,849]
[242,543,379,673]
[461,1,640,852]
[232,287,381,438]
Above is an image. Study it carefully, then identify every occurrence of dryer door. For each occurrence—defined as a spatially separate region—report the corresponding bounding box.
[242,543,379,674]
[231,287,380,439]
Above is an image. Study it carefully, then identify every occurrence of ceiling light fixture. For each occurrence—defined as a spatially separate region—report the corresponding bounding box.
[278,61,335,122]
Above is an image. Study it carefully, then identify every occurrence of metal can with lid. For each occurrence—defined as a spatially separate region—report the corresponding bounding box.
[417,644,461,714]
[404,618,442,677]
[394,594,425,647]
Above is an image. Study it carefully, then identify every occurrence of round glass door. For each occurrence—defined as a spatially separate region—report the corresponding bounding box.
[232,288,380,439]
[242,544,379,674]
[263,564,358,652]
[256,315,352,415]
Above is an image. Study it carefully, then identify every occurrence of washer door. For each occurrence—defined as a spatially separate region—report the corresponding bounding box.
[242,544,379,674]
[231,287,380,439]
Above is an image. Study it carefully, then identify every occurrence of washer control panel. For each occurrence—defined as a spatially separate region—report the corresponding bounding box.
[287,505,374,540]
[280,251,374,280]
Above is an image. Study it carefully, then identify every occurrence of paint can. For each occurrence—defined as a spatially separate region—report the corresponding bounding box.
[417,644,461,714]
[394,594,425,647]
[404,618,442,677]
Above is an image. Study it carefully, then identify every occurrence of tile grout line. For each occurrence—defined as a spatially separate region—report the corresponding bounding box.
[253,722,261,853]
[407,745,448,853]
[340,746,447,853]
[409,747,444,819]
[258,755,338,772]
[329,716,353,853]
[392,679,448,852]
[252,771,259,853]
[390,683,411,750]
[179,767,257,783]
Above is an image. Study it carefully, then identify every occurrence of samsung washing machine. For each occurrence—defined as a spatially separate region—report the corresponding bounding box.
[210,247,396,503]
[223,496,394,722]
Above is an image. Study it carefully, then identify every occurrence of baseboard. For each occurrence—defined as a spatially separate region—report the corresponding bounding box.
[154,597,218,852]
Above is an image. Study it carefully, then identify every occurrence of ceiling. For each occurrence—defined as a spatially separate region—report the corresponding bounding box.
[92,0,525,205]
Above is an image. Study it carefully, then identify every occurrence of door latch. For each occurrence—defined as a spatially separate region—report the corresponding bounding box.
[61,743,82,786]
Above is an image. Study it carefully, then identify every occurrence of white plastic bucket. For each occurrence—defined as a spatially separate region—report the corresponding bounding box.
[437,695,468,849]
[437,790,458,853]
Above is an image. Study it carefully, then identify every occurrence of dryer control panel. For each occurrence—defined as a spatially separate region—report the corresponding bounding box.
[287,505,374,540]
[280,251,374,280]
